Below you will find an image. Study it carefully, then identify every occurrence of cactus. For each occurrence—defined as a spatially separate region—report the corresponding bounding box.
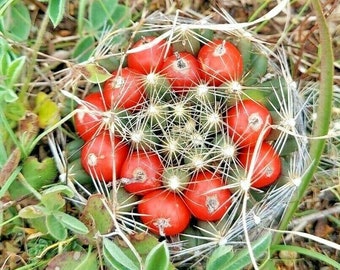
[54,6,334,270]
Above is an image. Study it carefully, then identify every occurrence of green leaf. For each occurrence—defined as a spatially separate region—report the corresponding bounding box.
[98,55,121,73]
[80,194,114,236]
[89,0,118,30]
[46,214,67,240]
[6,56,26,88]
[19,205,48,219]
[34,91,61,129]
[209,233,272,270]
[103,238,139,270]
[228,233,272,269]
[22,156,58,188]
[3,100,25,122]
[75,251,98,270]
[47,0,67,28]
[110,4,131,29]
[144,241,170,270]
[73,36,95,63]
[206,245,234,270]
[0,0,15,17]
[0,85,18,103]
[113,234,160,266]
[1,1,31,41]
[42,184,74,198]
[54,211,89,235]
[8,157,58,199]
[79,63,112,83]
[41,192,66,211]
[0,40,12,75]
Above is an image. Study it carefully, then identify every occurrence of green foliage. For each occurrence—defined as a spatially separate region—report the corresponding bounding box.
[73,0,132,63]
[73,36,96,62]
[2,100,26,124]
[8,157,58,199]
[53,211,89,235]
[115,233,177,269]
[19,205,48,219]
[47,0,67,28]
[144,241,170,270]
[207,233,272,270]
[42,184,75,198]
[41,191,66,211]
[80,194,114,239]
[103,238,139,270]
[206,245,234,270]
[88,0,118,30]
[34,92,61,129]
[0,37,27,159]
[0,39,26,103]
[18,185,89,240]
[0,0,31,41]
[111,4,131,29]
[27,237,56,259]
[46,214,68,240]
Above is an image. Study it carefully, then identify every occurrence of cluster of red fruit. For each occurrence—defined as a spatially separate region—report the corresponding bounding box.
[73,35,281,236]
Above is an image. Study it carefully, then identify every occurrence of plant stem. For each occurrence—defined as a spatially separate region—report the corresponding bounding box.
[77,0,87,35]
[272,0,334,245]
[248,0,271,22]
[18,173,42,200]
[19,10,50,104]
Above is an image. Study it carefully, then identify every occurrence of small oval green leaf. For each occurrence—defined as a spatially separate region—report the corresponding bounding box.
[54,211,89,235]
[6,56,26,88]
[89,0,118,30]
[73,36,95,63]
[103,238,139,270]
[0,85,18,103]
[2,1,31,41]
[46,214,67,240]
[47,0,66,28]
[42,185,74,198]
[41,192,66,211]
[206,245,234,270]
[19,205,48,219]
[110,4,131,29]
[221,233,272,270]
[144,241,170,270]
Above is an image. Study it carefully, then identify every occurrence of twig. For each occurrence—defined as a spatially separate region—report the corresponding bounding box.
[289,205,340,228]
[285,204,340,242]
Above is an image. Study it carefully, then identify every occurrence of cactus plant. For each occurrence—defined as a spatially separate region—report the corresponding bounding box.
[61,7,317,269]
